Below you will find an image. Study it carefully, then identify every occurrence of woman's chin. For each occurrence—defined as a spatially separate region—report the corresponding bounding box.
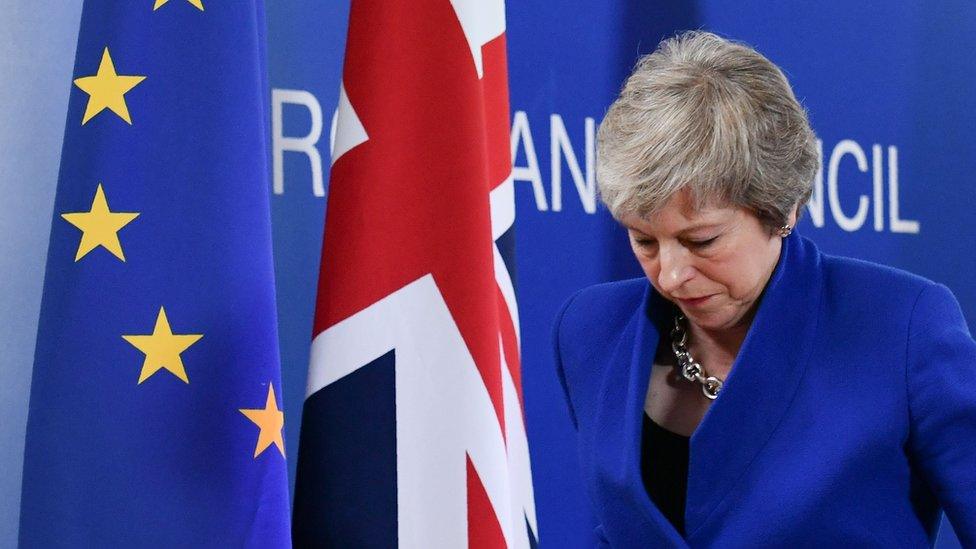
[681,308,735,332]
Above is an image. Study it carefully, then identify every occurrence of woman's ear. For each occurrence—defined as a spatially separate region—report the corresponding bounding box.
[787,203,799,227]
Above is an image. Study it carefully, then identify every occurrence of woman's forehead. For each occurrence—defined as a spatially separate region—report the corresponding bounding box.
[623,196,741,234]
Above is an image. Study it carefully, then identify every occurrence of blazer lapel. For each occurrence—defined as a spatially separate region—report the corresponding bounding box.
[684,234,825,541]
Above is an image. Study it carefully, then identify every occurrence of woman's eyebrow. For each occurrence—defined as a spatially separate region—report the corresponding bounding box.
[677,223,723,236]
[626,222,724,238]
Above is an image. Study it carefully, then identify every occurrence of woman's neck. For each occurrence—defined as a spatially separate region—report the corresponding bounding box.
[686,314,755,378]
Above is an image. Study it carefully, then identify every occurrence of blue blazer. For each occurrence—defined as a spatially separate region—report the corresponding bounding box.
[553,233,976,547]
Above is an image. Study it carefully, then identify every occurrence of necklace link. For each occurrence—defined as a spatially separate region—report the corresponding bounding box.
[670,314,724,400]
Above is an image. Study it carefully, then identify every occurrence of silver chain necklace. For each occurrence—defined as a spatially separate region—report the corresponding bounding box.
[670,314,724,400]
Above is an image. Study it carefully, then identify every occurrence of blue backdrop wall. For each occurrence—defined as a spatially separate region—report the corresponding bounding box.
[0,2,83,543]
[3,1,972,546]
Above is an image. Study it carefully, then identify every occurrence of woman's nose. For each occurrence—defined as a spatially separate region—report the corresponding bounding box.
[657,246,694,294]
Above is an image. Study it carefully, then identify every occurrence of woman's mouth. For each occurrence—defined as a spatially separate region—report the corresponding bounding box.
[676,294,714,308]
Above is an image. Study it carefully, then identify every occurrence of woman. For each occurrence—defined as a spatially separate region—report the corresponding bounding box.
[553,31,976,547]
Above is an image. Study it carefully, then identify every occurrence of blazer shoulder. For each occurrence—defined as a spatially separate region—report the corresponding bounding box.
[554,277,647,352]
[821,253,934,304]
[818,253,964,342]
[552,278,648,430]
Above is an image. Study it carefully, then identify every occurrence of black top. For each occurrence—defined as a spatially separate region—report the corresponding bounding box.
[641,413,690,536]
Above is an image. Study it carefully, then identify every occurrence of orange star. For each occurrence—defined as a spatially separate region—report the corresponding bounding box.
[239,384,285,458]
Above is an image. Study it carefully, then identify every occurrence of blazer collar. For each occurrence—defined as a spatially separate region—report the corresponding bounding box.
[591,233,825,544]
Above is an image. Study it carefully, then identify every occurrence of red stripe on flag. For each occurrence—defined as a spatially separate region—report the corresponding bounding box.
[497,283,524,413]
[467,455,506,549]
[481,34,512,192]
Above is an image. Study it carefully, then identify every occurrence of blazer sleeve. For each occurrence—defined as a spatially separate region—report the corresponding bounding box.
[552,289,610,548]
[553,289,584,432]
[906,283,976,546]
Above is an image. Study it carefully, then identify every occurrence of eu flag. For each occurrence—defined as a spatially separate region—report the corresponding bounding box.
[19,1,290,546]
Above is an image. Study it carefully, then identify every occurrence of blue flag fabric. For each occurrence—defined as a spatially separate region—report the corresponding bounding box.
[18,1,290,546]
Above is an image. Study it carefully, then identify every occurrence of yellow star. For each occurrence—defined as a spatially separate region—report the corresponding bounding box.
[239,384,286,458]
[73,48,146,125]
[61,184,139,262]
[153,0,204,10]
[122,307,203,384]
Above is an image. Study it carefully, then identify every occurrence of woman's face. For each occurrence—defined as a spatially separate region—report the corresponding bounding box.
[621,190,784,334]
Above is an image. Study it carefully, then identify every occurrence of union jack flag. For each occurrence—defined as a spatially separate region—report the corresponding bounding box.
[292,1,537,546]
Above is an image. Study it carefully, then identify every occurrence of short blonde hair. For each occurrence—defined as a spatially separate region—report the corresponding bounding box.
[596,31,819,229]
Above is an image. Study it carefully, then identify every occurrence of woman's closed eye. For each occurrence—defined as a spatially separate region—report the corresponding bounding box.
[685,236,719,249]
[633,238,658,251]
